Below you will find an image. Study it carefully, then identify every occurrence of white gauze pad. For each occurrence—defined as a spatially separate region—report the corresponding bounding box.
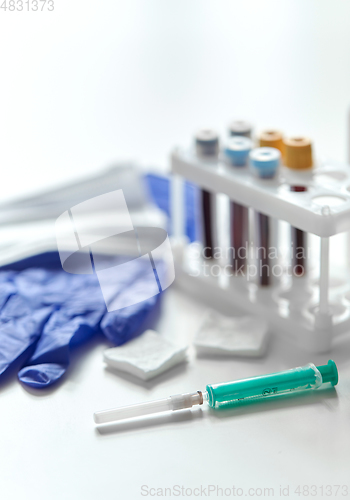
[194,310,269,357]
[104,330,188,380]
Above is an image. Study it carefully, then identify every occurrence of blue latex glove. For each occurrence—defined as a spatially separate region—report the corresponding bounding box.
[0,292,53,379]
[0,173,185,389]
[0,253,161,388]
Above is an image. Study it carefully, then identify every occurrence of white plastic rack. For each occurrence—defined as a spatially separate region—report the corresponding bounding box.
[171,148,350,353]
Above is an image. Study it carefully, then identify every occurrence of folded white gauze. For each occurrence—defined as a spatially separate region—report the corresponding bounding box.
[194,311,269,357]
[104,330,188,381]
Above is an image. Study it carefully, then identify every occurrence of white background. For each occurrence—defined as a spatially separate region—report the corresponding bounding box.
[1,1,350,197]
[1,1,350,499]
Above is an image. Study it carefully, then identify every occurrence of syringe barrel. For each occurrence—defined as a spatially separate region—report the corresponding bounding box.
[206,362,336,409]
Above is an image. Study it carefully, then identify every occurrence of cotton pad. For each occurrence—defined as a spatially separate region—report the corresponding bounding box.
[194,311,269,357]
[104,330,188,381]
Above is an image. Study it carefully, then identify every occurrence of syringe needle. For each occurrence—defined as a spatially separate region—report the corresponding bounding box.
[94,391,204,424]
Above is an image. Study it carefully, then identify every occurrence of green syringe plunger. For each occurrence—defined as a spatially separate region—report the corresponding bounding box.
[93,360,338,424]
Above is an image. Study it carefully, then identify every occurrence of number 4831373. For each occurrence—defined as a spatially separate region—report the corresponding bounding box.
[0,0,54,11]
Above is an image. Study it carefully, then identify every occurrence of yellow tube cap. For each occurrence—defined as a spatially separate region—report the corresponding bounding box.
[259,130,284,156]
[283,137,313,170]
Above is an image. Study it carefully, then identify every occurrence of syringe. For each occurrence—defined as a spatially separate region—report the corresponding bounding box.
[93,360,338,424]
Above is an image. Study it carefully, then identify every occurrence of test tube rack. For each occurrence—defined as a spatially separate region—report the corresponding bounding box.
[171,147,350,353]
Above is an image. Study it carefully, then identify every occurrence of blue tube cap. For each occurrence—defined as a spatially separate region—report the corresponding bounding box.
[225,136,253,167]
[249,147,281,179]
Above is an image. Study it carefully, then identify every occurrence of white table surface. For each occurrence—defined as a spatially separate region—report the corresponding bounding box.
[1,285,350,499]
[1,1,350,499]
